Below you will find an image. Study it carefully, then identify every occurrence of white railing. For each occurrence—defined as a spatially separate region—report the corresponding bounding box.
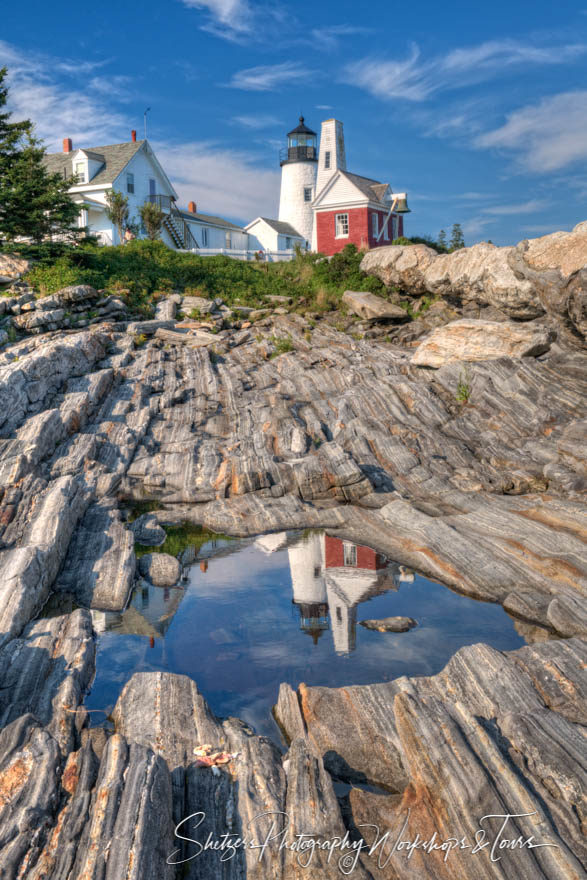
[178,248,297,262]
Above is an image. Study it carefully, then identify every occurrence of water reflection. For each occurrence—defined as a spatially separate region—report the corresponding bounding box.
[87,529,526,739]
[261,532,414,654]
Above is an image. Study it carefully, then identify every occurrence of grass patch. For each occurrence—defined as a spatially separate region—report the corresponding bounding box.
[22,239,388,316]
[135,521,234,559]
[269,335,294,358]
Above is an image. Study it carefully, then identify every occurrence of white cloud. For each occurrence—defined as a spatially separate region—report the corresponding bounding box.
[310,24,372,51]
[0,40,128,149]
[180,0,252,40]
[344,39,586,102]
[484,199,547,215]
[227,61,314,91]
[316,104,333,110]
[154,140,280,222]
[475,91,587,172]
[461,216,497,241]
[232,114,282,129]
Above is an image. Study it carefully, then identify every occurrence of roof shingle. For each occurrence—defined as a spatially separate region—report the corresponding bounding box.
[44,141,145,186]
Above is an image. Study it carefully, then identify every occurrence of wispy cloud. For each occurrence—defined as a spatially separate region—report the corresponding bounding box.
[344,39,586,102]
[310,24,372,51]
[156,140,280,222]
[475,91,587,172]
[227,61,314,91]
[461,216,497,240]
[232,114,282,129]
[180,0,253,41]
[484,199,547,215]
[0,40,128,148]
[316,104,333,110]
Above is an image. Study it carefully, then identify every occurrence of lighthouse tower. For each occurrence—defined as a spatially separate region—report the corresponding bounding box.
[278,116,318,248]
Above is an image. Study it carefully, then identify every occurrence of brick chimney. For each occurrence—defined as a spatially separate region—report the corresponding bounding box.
[188,201,197,214]
[63,137,72,153]
[131,130,137,142]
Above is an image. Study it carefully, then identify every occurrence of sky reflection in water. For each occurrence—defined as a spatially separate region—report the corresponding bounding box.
[86,530,525,739]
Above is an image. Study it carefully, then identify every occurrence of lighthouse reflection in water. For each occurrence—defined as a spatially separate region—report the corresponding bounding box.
[271,532,414,654]
[86,528,525,739]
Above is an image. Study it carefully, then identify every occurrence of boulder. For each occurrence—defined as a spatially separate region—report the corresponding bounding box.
[138,552,181,586]
[37,284,97,309]
[360,244,437,293]
[181,295,216,315]
[130,513,167,546]
[359,616,417,632]
[342,290,409,322]
[0,254,30,284]
[12,308,65,332]
[126,319,175,337]
[412,319,556,367]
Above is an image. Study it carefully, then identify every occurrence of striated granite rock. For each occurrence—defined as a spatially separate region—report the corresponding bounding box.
[361,223,587,337]
[359,616,417,632]
[411,319,556,366]
[0,282,584,877]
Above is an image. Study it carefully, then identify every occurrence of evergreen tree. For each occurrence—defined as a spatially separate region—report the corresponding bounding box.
[105,190,130,244]
[449,223,465,251]
[438,229,447,250]
[0,67,82,244]
[139,200,164,240]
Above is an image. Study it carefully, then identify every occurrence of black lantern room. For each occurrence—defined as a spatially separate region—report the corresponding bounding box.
[280,116,317,166]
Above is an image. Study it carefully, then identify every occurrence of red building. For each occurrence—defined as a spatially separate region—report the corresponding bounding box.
[313,171,405,255]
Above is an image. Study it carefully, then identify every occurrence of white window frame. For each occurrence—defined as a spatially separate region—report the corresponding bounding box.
[343,542,357,567]
[324,151,331,169]
[285,236,292,249]
[303,186,312,202]
[383,216,390,240]
[74,161,86,183]
[126,172,135,194]
[225,231,232,249]
[335,213,349,238]
[372,213,379,238]
[201,227,208,247]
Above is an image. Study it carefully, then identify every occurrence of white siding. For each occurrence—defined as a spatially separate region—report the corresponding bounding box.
[316,119,346,196]
[278,160,316,245]
[185,220,249,250]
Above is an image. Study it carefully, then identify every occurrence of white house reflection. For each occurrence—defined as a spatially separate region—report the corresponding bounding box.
[257,531,415,654]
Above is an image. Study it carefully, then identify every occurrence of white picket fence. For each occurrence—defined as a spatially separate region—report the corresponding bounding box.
[180,248,297,262]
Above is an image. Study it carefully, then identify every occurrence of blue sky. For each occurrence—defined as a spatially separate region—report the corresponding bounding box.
[2,0,587,244]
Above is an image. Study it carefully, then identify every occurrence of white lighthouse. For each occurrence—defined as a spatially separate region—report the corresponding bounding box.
[278,116,318,248]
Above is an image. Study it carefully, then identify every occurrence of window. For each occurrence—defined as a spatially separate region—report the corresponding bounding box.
[343,542,357,567]
[225,231,232,249]
[285,236,292,249]
[383,218,389,241]
[74,162,86,183]
[304,186,312,202]
[324,151,331,169]
[314,565,321,578]
[126,173,134,194]
[149,178,156,196]
[335,213,349,238]
[201,227,208,247]
[372,213,379,238]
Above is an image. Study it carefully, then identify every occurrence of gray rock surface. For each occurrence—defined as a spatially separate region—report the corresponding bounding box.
[138,552,181,586]
[359,615,417,632]
[130,513,167,546]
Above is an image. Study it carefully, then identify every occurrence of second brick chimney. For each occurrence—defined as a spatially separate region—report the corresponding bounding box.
[131,130,137,142]
[63,137,72,153]
[188,201,197,214]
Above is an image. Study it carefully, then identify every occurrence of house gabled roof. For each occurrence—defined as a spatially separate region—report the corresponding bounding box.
[44,140,145,186]
[76,149,106,164]
[179,209,244,231]
[313,170,392,209]
[245,217,304,237]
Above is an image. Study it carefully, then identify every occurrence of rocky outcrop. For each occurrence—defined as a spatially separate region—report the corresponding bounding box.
[275,637,587,879]
[0,280,585,877]
[342,290,409,322]
[411,319,556,366]
[361,222,587,338]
